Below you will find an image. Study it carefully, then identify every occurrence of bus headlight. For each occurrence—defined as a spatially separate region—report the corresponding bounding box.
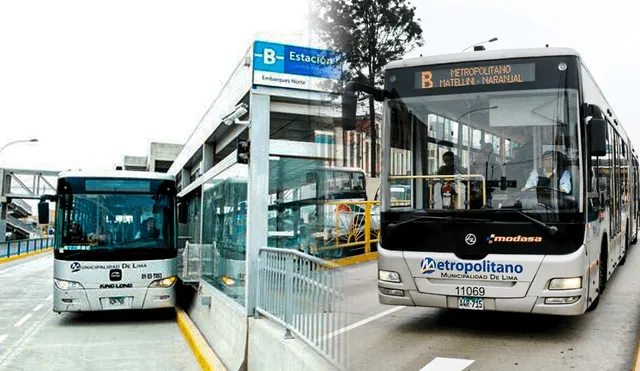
[54,278,84,290]
[379,270,401,283]
[549,277,582,290]
[149,276,177,288]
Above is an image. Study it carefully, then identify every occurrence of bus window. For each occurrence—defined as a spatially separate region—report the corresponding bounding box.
[352,172,365,191]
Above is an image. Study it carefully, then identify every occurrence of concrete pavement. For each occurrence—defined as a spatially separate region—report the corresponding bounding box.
[0,253,200,371]
[340,247,640,371]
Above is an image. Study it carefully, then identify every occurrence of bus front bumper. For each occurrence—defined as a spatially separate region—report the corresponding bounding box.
[53,286,176,312]
[378,288,587,316]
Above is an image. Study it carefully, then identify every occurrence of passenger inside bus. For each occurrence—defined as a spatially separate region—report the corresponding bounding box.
[506,142,534,190]
[470,142,499,179]
[468,143,500,208]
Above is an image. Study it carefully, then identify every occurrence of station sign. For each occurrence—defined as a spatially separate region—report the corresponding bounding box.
[252,40,345,92]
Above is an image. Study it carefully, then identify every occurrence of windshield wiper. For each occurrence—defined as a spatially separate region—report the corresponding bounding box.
[387,212,492,232]
[511,209,558,235]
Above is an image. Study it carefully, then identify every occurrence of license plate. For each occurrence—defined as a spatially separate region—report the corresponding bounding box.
[458,297,484,310]
[109,297,125,305]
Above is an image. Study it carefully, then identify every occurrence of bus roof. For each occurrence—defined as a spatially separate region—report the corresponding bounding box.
[385,47,581,70]
[57,170,175,181]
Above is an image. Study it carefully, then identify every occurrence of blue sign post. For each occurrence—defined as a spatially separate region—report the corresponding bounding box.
[252,40,345,92]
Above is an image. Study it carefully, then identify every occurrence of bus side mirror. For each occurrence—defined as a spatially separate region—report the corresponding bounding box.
[177,202,188,224]
[588,118,607,157]
[342,90,357,131]
[38,201,50,225]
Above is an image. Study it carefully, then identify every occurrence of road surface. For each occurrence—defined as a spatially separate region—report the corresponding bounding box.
[0,253,200,371]
[341,247,640,371]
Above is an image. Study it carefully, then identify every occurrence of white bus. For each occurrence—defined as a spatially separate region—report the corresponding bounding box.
[342,47,640,315]
[38,171,181,313]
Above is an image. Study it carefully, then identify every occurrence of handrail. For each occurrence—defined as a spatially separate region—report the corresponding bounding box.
[255,247,346,370]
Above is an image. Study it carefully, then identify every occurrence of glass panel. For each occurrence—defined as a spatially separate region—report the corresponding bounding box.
[201,164,248,306]
[267,158,367,259]
[388,88,581,215]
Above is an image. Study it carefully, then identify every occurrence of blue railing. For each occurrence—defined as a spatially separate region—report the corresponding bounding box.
[0,237,55,259]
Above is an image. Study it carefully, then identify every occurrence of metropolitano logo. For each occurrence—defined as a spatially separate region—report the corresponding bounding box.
[420,257,437,274]
[486,234,542,244]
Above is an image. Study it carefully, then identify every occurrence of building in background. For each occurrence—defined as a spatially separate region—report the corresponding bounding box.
[118,142,184,173]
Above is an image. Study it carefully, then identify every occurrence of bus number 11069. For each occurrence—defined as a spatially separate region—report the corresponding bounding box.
[455,286,485,297]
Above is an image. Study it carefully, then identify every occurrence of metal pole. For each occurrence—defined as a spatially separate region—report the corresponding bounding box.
[245,91,270,316]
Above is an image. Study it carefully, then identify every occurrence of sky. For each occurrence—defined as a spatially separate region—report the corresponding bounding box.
[0,0,311,171]
[1,0,639,171]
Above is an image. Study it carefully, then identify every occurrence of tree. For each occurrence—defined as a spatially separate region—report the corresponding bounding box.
[313,0,424,177]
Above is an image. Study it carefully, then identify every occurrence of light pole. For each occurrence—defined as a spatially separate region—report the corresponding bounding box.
[0,138,38,156]
[461,37,498,53]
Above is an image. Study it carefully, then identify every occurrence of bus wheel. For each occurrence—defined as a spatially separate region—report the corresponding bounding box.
[620,225,629,266]
[588,241,608,312]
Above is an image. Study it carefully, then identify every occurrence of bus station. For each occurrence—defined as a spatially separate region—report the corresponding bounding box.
[169,38,361,370]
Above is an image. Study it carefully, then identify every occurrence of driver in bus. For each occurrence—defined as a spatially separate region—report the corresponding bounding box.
[66,221,85,243]
[135,212,160,240]
[521,150,572,194]
[436,151,467,175]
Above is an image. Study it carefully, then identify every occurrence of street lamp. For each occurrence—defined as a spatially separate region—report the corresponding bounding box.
[0,138,38,156]
[461,37,498,53]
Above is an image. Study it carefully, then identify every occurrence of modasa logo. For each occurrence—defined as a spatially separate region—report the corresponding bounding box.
[486,234,542,244]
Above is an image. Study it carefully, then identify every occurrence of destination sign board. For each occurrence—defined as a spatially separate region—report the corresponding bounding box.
[415,63,535,89]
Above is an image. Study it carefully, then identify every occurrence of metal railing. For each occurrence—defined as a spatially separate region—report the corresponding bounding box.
[0,237,54,258]
[256,247,346,370]
[314,200,380,260]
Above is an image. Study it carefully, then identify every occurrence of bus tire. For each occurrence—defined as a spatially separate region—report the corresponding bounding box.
[620,224,629,266]
[588,239,608,312]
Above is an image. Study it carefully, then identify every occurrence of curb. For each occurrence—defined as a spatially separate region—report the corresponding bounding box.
[175,307,227,371]
[0,248,53,265]
[332,252,378,267]
[632,337,640,371]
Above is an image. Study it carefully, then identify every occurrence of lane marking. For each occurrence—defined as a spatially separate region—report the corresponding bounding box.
[419,357,475,371]
[0,307,49,366]
[321,306,405,341]
[14,314,32,328]
[33,304,43,312]
[0,335,7,345]
[45,295,52,301]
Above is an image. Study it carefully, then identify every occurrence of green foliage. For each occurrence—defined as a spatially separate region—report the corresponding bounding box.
[313,0,424,87]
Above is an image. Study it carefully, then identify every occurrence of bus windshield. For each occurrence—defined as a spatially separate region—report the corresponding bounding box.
[386,57,582,215]
[55,177,176,260]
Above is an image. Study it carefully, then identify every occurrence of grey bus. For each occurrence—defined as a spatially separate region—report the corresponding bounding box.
[341,47,640,315]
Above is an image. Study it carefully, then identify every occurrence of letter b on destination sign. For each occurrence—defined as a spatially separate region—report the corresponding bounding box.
[253,41,285,74]
[263,48,276,65]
